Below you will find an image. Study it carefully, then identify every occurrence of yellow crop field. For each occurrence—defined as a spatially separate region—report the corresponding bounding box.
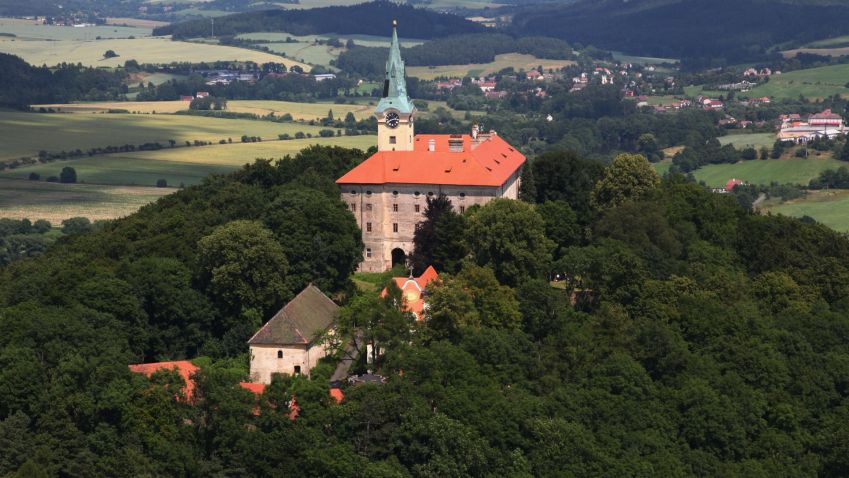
[0,177,174,223]
[30,99,374,120]
[0,37,307,69]
[407,53,576,80]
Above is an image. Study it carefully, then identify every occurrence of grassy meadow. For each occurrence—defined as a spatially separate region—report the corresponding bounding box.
[0,135,376,187]
[0,36,295,68]
[686,64,849,101]
[0,17,150,40]
[693,157,842,187]
[763,189,849,232]
[718,133,777,150]
[0,177,174,223]
[0,111,343,161]
[407,53,576,80]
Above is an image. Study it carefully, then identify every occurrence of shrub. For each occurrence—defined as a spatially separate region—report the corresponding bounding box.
[156,179,168,188]
[28,172,40,181]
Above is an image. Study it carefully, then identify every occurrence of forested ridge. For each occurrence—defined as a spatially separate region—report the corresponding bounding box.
[155,1,484,40]
[2,145,849,476]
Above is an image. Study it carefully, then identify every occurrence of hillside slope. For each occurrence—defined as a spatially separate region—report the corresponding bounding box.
[511,0,849,65]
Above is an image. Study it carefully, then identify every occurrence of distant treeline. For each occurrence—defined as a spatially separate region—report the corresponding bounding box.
[510,0,849,68]
[0,53,127,108]
[337,33,575,78]
[154,1,484,40]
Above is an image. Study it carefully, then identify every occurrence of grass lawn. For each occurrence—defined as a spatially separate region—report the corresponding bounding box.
[0,36,297,68]
[805,35,849,48]
[407,53,576,80]
[783,46,849,58]
[0,17,150,40]
[0,135,376,186]
[718,133,776,150]
[763,189,849,232]
[0,111,335,161]
[0,177,173,223]
[611,51,678,65]
[686,64,849,101]
[30,100,374,120]
[693,157,843,187]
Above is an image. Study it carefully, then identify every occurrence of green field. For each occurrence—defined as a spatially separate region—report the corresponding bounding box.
[611,51,678,65]
[687,64,849,101]
[763,189,849,232]
[718,133,777,150]
[407,53,576,80]
[693,157,843,187]
[1,135,376,187]
[0,177,173,223]
[0,111,337,161]
[0,17,150,40]
[0,36,295,68]
[804,35,849,48]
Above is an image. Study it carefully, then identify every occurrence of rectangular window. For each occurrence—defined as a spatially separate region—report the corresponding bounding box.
[393,203,398,212]
[294,365,301,375]
[350,203,356,212]
[414,204,420,213]
[366,203,373,211]
[366,248,372,258]
[459,205,465,214]
[366,222,372,233]
[389,136,397,144]
[393,223,398,233]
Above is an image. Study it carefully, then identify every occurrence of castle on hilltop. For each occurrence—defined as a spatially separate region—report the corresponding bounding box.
[336,22,526,272]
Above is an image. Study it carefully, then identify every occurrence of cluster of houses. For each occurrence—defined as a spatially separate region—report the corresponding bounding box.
[777,109,846,143]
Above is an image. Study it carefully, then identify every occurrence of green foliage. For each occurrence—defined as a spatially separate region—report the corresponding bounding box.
[466,198,554,286]
[59,166,76,184]
[591,153,661,210]
[410,195,468,275]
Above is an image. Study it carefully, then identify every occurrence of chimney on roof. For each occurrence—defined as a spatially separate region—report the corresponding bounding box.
[471,124,478,140]
[428,139,436,152]
[471,128,497,150]
[448,135,463,153]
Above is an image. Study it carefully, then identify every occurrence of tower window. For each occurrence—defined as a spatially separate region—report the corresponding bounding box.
[393,204,398,212]
[389,136,397,144]
[393,223,398,233]
[366,222,372,233]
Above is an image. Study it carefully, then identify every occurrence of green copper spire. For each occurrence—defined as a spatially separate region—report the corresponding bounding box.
[376,20,415,114]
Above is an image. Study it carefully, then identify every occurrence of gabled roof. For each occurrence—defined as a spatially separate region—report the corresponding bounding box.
[336,134,525,187]
[248,285,338,346]
[380,266,439,318]
[129,360,199,400]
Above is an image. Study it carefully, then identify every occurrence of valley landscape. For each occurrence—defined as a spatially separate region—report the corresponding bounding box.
[2,1,849,476]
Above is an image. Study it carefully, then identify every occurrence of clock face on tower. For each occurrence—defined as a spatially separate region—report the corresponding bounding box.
[385,112,400,128]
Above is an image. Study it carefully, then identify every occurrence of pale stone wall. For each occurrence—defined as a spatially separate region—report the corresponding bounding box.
[344,173,523,272]
[249,343,329,383]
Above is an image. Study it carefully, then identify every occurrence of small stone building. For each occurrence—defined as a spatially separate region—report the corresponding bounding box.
[248,285,339,383]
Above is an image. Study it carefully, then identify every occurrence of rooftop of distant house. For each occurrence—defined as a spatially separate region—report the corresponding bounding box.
[380,265,439,319]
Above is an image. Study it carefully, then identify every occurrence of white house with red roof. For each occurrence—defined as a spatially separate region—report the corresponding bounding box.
[380,266,439,320]
[336,23,526,272]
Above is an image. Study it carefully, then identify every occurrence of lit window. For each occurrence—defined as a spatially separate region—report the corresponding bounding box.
[393,223,398,233]
[366,248,372,258]
[393,204,398,212]
[389,136,397,144]
[366,222,372,232]
[414,204,420,213]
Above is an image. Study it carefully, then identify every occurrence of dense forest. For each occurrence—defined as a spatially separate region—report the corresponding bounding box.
[155,1,484,40]
[336,33,574,77]
[2,143,849,475]
[510,0,849,67]
[0,53,128,108]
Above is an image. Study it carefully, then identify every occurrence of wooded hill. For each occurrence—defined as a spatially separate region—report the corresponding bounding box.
[155,1,485,40]
[510,0,849,67]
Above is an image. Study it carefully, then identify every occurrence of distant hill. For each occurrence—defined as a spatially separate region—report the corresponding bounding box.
[510,0,849,66]
[155,1,485,40]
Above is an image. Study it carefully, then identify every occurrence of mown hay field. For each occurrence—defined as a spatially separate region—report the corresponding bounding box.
[407,53,576,80]
[0,135,376,186]
[763,189,849,232]
[718,133,777,150]
[0,111,336,160]
[0,17,150,40]
[0,36,304,68]
[0,177,174,223]
[693,157,843,187]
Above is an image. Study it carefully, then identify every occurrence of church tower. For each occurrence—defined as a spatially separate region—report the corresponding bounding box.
[376,21,416,152]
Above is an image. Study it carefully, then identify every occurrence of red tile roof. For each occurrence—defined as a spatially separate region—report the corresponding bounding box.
[336,134,525,187]
[330,388,344,403]
[380,266,439,319]
[239,382,266,395]
[129,360,199,400]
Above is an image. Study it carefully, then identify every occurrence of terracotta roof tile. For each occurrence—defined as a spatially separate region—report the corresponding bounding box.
[129,360,199,400]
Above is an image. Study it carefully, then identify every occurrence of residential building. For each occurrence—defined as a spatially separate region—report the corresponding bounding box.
[380,266,439,320]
